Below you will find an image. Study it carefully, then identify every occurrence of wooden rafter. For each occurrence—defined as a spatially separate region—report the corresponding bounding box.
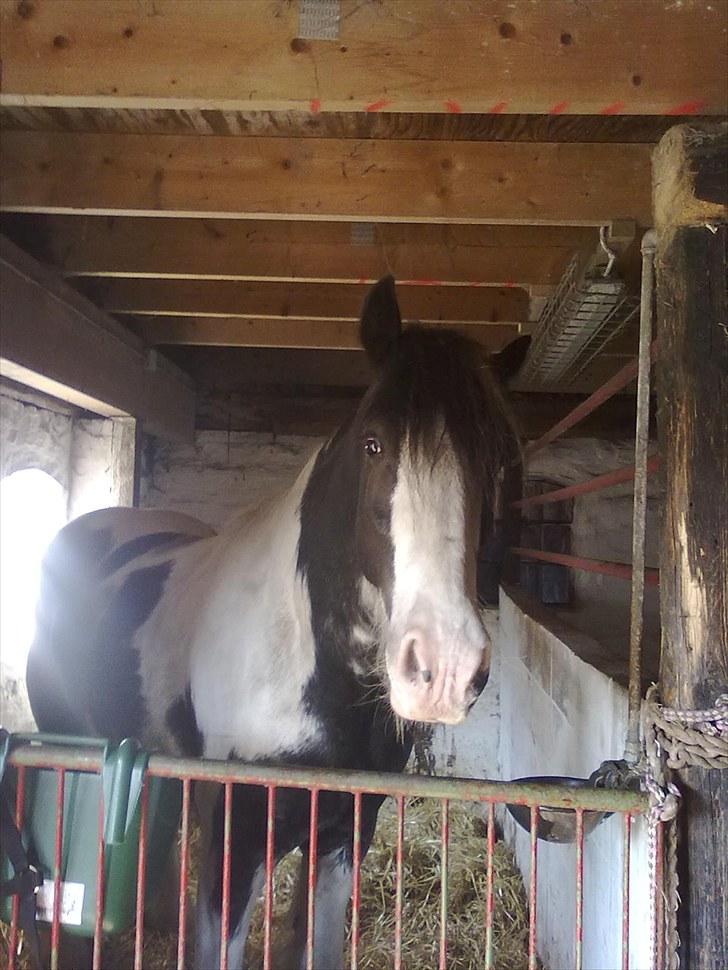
[0,130,653,224]
[133,316,521,351]
[79,279,530,323]
[0,1,724,116]
[1,215,595,285]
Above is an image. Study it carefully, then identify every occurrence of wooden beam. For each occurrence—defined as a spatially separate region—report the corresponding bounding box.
[654,124,727,968]
[0,130,653,224]
[80,279,530,323]
[0,235,195,440]
[2,214,595,285]
[135,316,520,351]
[195,384,644,438]
[0,1,724,115]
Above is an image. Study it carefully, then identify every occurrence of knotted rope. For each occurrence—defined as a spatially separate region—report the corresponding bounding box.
[641,687,728,970]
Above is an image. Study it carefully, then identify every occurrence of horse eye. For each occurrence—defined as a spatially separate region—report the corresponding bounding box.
[364,437,383,457]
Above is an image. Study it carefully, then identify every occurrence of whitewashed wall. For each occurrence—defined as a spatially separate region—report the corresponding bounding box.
[498,590,650,970]
[140,430,324,529]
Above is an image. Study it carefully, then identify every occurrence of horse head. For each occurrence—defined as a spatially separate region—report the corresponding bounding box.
[351,276,528,724]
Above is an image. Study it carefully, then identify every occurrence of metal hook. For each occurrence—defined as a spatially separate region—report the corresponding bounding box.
[599,225,617,278]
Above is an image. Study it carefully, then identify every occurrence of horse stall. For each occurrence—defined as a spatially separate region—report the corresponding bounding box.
[0,4,726,970]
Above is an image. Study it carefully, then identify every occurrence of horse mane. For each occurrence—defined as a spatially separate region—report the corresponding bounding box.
[373,325,521,506]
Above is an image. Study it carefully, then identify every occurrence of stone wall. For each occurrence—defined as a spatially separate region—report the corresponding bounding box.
[140,430,324,529]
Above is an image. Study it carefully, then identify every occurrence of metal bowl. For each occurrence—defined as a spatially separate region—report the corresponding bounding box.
[506,775,613,844]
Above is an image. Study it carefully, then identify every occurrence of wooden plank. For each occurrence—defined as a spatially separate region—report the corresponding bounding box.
[0,234,194,439]
[135,316,520,351]
[1,214,595,284]
[0,1,725,115]
[80,279,530,323]
[0,104,720,144]
[654,125,727,969]
[0,130,653,224]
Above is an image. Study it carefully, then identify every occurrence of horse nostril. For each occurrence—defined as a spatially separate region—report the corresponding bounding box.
[471,667,489,697]
[421,669,432,684]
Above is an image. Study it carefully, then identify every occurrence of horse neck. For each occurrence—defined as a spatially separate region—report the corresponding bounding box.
[297,428,379,673]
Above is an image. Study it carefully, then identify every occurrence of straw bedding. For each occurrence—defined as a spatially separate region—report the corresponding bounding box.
[2,799,532,969]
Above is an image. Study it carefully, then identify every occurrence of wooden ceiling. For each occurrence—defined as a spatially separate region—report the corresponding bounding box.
[0,0,726,433]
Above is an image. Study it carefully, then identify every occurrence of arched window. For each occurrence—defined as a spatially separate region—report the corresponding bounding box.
[0,469,67,680]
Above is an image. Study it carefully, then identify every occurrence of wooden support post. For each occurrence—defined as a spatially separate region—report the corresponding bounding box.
[653,122,727,968]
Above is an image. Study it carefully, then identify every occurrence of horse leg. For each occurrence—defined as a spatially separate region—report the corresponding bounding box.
[193,781,266,970]
[289,792,386,970]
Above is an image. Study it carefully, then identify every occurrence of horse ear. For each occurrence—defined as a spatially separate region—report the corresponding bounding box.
[360,275,402,366]
[490,335,531,383]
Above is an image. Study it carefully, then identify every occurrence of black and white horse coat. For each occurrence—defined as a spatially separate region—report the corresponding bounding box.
[27,277,526,969]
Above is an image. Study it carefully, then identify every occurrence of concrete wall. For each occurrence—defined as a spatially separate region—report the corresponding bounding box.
[498,589,650,970]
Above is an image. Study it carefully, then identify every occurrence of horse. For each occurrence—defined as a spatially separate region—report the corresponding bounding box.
[26,276,528,969]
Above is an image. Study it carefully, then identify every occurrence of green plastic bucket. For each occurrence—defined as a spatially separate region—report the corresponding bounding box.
[1,733,182,937]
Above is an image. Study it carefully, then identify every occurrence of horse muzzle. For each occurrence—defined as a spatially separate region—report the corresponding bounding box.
[386,626,490,725]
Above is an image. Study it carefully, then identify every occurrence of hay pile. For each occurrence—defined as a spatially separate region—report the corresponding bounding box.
[2,799,532,969]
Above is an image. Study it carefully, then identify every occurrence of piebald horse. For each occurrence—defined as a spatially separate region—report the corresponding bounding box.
[27,277,526,969]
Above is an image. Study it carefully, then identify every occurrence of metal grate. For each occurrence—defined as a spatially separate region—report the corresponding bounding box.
[298,0,341,40]
[521,256,639,387]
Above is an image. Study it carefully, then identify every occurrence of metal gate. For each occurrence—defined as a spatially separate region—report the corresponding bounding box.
[5,741,651,970]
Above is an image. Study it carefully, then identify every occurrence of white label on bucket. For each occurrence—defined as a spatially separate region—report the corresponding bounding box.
[36,879,85,926]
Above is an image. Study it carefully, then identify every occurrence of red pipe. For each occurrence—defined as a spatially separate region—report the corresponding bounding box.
[522,344,657,461]
[177,779,191,970]
[263,785,276,970]
[528,806,539,970]
[622,813,632,970]
[511,547,660,586]
[51,768,65,970]
[93,787,105,970]
[394,795,405,970]
[575,809,584,970]
[350,791,362,970]
[8,766,26,970]
[439,799,450,970]
[305,789,319,970]
[512,455,660,510]
[220,782,233,970]
[484,801,495,969]
[134,781,149,970]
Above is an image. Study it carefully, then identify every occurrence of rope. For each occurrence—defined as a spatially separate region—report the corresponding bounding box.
[641,687,728,970]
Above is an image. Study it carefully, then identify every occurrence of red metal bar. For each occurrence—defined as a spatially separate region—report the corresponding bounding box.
[522,346,656,461]
[177,778,191,970]
[350,791,362,970]
[484,801,495,970]
[439,799,450,970]
[133,780,149,970]
[622,813,632,970]
[528,806,539,970]
[394,795,404,970]
[654,822,665,970]
[8,766,26,970]
[305,788,319,970]
[220,782,233,970]
[575,809,584,970]
[511,547,660,586]
[50,768,65,970]
[512,456,660,510]
[263,785,276,970]
[92,784,105,970]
